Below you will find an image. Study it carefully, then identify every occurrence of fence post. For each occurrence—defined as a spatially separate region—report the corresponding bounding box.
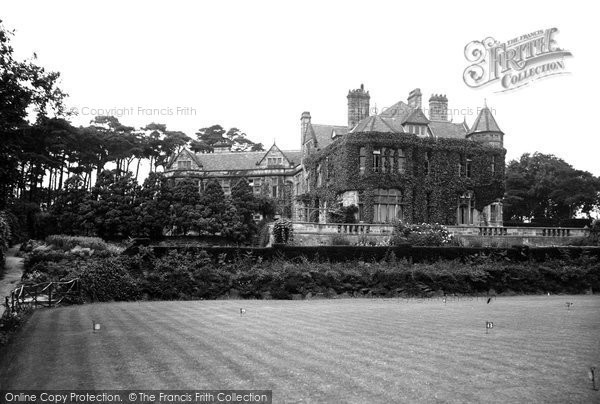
[48,283,53,308]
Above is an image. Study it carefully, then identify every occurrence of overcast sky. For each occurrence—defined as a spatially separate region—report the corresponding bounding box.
[3,0,599,175]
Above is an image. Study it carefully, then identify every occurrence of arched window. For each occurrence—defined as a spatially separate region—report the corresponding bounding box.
[374,189,405,223]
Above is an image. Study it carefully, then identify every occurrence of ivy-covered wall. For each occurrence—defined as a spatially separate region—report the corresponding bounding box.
[303,132,505,225]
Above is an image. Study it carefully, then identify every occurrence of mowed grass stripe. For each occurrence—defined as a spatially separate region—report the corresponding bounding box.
[176,301,484,402]
[170,298,580,401]
[144,302,381,401]
[127,303,265,388]
[1,297,599,403]
[166,302,406,401]
[107,304,201,388]
[0,308,61,388]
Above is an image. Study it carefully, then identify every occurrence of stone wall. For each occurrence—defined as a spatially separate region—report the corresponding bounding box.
[280,222,591,247]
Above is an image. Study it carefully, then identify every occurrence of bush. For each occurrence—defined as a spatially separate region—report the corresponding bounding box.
[0,307,34,347]
[0,214,11,251]
[331,234,351,246]
[390,222,453,246]
[77,258,141,302]
[45,235,109,251]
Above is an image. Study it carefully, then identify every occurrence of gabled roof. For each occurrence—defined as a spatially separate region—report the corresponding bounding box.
[306,124,347,149]
[166,148,203,169]
[379,101,413,121]
[195,151,301,171]
[378,100,429,124]
[350,115,405,134]
[428,121,469,139]
[469,107,503,134]
[331,126,348,139]
[256,143,284,165]
[403,108,430,124]
[256,144,303,167]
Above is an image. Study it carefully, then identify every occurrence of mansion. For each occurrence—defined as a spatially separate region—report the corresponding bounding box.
[165,85,506,226]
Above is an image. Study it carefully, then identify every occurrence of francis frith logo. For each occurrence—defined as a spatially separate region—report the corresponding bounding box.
[463,28,572,92]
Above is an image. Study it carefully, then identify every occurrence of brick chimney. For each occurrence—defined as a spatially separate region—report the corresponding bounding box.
[407,88,422,109]
[429,94,448,121]
[301,111,311,144]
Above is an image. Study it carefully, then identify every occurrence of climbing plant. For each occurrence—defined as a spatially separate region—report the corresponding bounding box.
[303,132,505,225]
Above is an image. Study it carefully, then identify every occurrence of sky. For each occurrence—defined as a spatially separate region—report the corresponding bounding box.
[3,0,599,176]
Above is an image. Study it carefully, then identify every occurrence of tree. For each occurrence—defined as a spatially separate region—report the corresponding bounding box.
[168,178,203,236]
[0,20,67,208]
[191,124,264,153]
[229,178,258,242]
[142,123,190,173]
[135,172,172,239]
[504,153,600,221]
[225,127,264,152]
[198,179,229,235]
[192,125,228,153]
[50,175,90,235]
[82,170,141,240]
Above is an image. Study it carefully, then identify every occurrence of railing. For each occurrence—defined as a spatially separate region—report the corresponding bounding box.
[292,223,588,238]
[447,226,587,238]
[292,222,394,235]
[4,279,80,315]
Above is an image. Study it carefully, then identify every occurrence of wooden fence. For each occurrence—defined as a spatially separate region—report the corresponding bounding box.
[4,279,80,315]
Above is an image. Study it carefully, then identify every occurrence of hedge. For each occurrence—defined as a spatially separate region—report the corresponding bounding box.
[123,244,600,263]
[21,246,600,301]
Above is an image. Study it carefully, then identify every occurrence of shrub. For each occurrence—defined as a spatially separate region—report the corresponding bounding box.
[0,307,34,347]
[390,222,453,246]
[45,235,109,251]
[331,234,351,246]
[0,214,11,251]
[77,258,141,302]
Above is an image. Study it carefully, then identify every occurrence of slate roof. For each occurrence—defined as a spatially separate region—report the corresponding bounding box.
[469,107,503,134]
[379,101,412,121]
[349,99,470,139]
[403,108,430,124]
[350,115,405,134]
[428,120,469,139]
[169,148,302,172]
[309,124,348,149]
[198,150,302,171]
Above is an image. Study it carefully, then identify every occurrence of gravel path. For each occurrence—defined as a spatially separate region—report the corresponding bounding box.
[1,245,23,317]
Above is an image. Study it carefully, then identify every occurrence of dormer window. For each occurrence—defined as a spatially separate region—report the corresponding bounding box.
[177,160,191,170]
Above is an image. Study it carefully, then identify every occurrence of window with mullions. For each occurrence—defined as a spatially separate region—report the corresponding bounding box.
[373,188,405,223]
[177,160,191,170]
[397,149,406,173]
[359,147,366,175]
[459,155,472,178]
[373,149,381,172]
[466,157,472,178]
[457,191,475,225]
[491,155,496,175]
[219,179,231,195]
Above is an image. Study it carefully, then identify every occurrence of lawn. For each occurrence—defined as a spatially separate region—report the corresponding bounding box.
[1,296,599,403]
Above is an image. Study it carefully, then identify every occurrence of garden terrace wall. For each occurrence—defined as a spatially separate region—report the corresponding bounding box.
[123,244,600,263]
